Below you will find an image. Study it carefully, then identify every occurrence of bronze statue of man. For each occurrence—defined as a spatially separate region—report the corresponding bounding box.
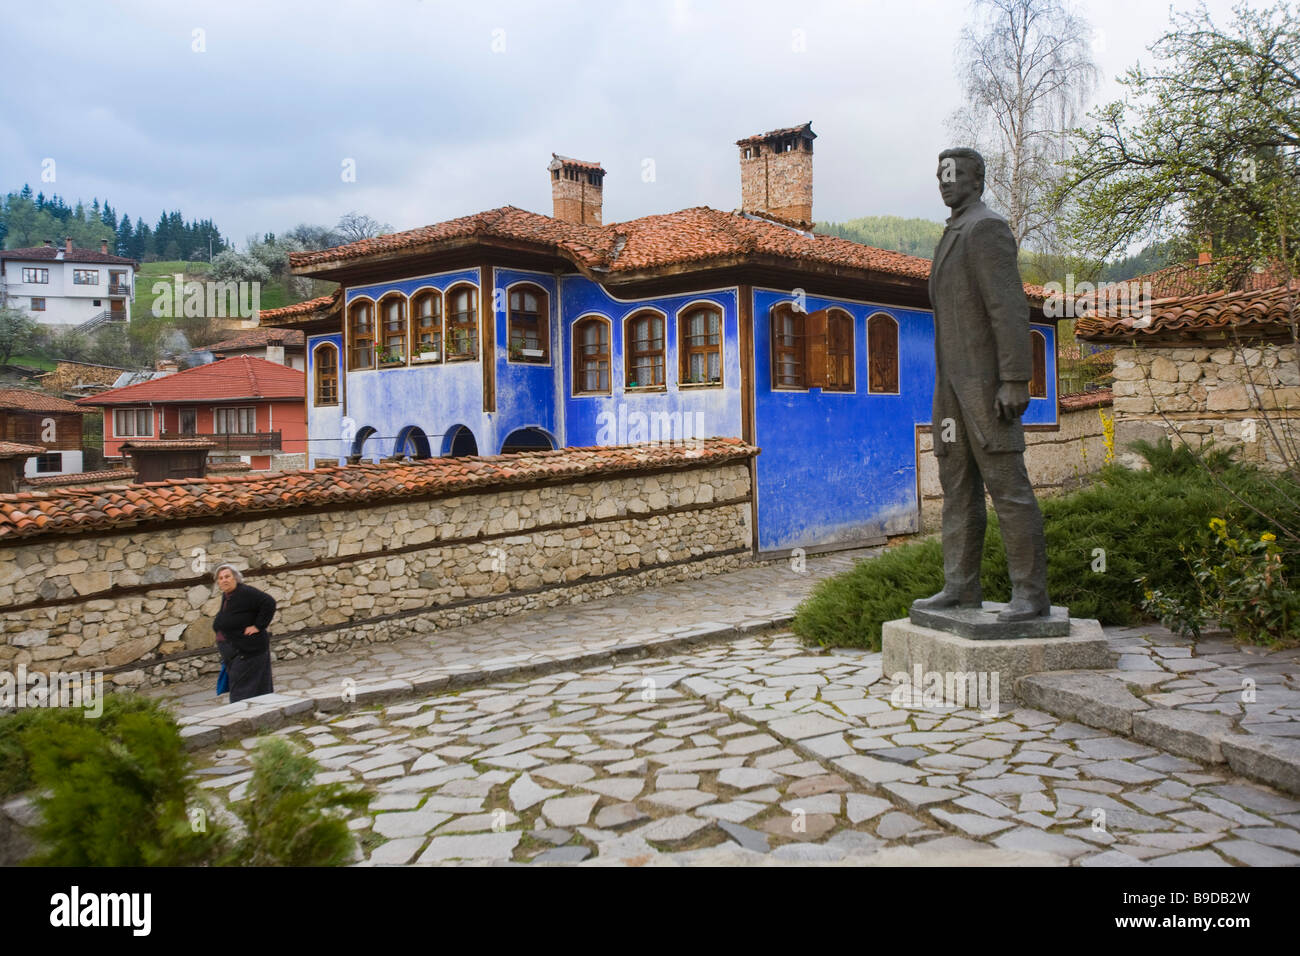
[913,147,1050,622]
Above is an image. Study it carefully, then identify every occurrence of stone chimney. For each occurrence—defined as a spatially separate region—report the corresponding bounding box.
[549,154,605,225]
[265,330,286,366]
[101,239,109,254]
[156,358,179,374]
[736,122,816,226]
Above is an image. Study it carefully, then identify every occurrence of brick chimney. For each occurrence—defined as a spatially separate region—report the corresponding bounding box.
[736,122,816,226]
[549,154,605,225]
[65,237,73,252]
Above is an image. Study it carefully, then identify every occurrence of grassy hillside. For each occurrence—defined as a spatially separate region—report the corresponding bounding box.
[815,215,944,259]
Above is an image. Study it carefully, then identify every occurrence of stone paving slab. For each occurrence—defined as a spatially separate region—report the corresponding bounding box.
[171,631,1300,868]
[146,549,872,743]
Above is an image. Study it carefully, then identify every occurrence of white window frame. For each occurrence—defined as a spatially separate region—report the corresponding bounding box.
[214,406,257,434]
[113,407,152,438]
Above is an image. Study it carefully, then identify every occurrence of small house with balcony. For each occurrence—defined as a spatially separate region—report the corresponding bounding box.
[76,355,306,471]
[0,238,137,330]
[0,388,87,479]
[261,124,1061,554]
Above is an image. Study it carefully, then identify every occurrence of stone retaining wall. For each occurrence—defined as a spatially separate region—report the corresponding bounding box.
[917,405,1110,532]
[1,454,754,691]
[1110,343,1299,470]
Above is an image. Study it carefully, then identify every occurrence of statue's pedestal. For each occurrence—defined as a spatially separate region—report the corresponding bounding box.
[882,603,1110,708]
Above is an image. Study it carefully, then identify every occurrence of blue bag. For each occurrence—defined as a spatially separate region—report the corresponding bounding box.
[217,661,230,695]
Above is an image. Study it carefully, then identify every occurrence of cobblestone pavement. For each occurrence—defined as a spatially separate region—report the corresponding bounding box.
[195,632,1300,867]
[148,549,871,724]
[1073,626,1300,740]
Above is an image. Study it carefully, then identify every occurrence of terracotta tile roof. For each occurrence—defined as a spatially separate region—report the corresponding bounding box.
[75,355,305,406]
[0,388,85,413]
[0,437,758,541]
[26,469,135,487]
[203,328,306,351]
[288,204,1049,302]
[289,206,621,272]
[0,245,137,266]
[0,442,46,458]
[550,154,605,173]
[1076,283,1300,343]
[256,290,340,327]
[1058,388,1114,412]
[736,123,816,146]
[1119,259,1284,300]
[121,439,218,452]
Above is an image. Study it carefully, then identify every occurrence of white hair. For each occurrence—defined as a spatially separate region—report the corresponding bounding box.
[213,563,244,585]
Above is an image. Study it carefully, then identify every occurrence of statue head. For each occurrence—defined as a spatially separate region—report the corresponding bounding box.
[937,147,985,210]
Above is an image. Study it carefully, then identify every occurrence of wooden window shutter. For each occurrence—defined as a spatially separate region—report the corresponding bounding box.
[804,308,829,388]
[1029,330,1047,397]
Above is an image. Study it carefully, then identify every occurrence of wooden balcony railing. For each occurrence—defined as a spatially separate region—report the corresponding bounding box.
[161,431,281,452]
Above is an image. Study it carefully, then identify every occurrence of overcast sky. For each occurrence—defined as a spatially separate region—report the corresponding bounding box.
[1,0,1255,246]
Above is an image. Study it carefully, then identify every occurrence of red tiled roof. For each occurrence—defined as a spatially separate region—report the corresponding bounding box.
[0,437,758,540]
[0,442,46,458]
[550,154,605,173]
[736,123,816,146]
[1119,259,1284,300]
[74,355,305,406]
[1058,389,1114,412]
[203,328,306,351]
[0,245,137,266]
[121,439,218,452]
[288,204,1049,302]
[26,469,135,487]
[0,388,85,413]
[256,291,341,325]
[1076,283,1300,343]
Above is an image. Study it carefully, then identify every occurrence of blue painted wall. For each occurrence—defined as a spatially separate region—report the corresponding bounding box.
[336,268,564,459]
[560,278,743,448]
[310,263,1060,553]
[305,333,344,464]
[751,289,933,551]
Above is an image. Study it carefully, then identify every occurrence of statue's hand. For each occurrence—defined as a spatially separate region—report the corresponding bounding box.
[994,381,1030,421]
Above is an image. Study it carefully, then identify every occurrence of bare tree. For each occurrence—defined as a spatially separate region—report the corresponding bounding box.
[948,0,1100,252]
[336,212,393,243]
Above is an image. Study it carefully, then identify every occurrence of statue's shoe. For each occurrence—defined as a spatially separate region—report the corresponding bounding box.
[912,589,983,610]
[996,598,1050,622]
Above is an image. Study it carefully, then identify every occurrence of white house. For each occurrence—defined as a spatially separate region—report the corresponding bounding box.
[0,238,138,330]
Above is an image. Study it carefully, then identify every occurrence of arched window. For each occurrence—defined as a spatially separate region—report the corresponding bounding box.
[508,284,549,363]
[867,312,899,393]
[1030,329,1047,398]
[348,299,375,370]
[573,316,610,394]
[826,309,854,392]
[446,284,478,361]
[411,290,442,362]
[625,311,665,388]
[679,304,722,386]
[771,303,803,388]
[378,294,407,366]
[314,343,339,406]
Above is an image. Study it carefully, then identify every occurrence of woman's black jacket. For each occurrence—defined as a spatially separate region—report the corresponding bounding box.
[213,583,276,655]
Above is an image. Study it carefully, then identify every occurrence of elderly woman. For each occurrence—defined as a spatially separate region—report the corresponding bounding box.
[213,564,276,702]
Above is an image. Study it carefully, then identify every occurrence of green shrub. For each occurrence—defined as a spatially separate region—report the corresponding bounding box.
[792,439,1300,650]
[222,737,370,867]
[23,697,224,866]
[1144,519,1299,644]
[0,693,161,799]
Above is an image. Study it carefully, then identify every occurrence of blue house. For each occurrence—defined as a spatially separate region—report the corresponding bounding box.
[262,124,1059,555]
